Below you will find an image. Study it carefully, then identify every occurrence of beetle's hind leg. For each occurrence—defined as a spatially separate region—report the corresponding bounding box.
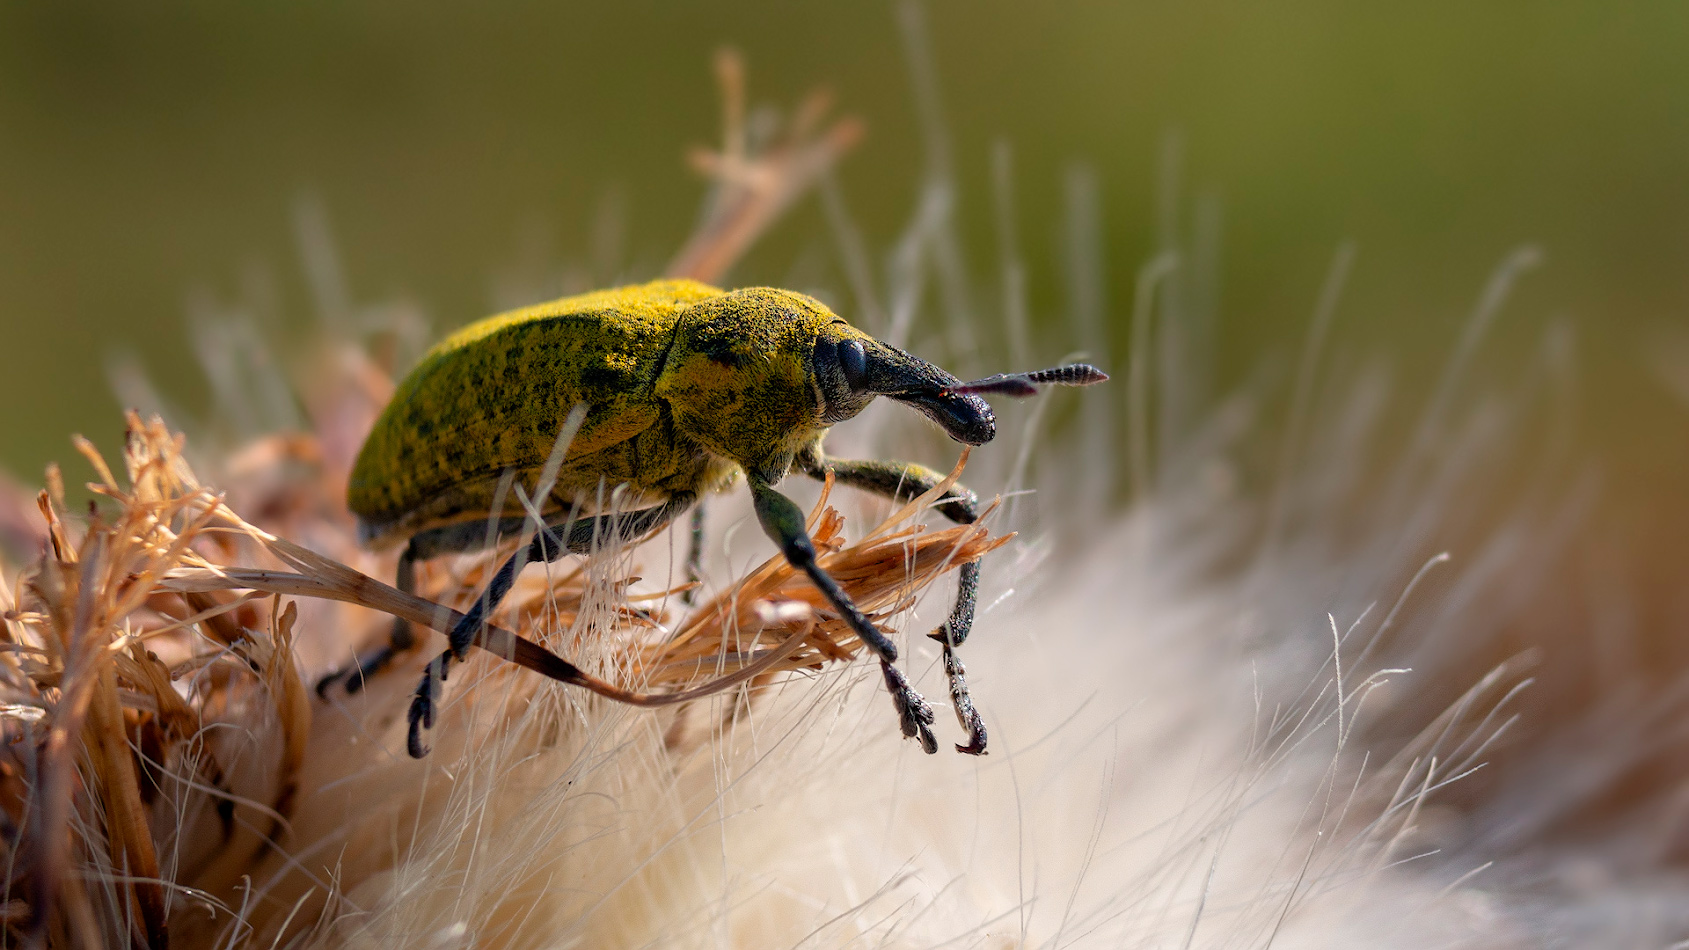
[406,492,698,758]
[797,450,988,754]
[316,539,421,698]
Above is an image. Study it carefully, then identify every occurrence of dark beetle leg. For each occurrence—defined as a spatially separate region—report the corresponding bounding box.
[794,450,981,526]
[747,474,938,754]
[797,449,989,755]
[931,563,986,754]
[317,540,420,698]
[881,661,937,754]
[406,493,696,758]
[321,516,530,698]
[681,504,706,607]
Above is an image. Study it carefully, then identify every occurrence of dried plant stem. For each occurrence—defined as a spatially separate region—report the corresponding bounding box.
[665,48,864,284]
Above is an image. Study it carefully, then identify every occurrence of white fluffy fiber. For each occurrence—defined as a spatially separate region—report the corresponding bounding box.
[300,293,1683,947]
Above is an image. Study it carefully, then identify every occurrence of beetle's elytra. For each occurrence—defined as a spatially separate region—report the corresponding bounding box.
[324,278,1107,758]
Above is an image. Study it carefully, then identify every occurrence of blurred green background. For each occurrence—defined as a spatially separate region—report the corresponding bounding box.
[2,1,1687,569]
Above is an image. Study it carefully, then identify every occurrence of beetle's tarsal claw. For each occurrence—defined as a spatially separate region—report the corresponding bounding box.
[406,696,430,759]
[881,660,937,754]
[314,669,343,700]
[935,641,988,755]
[406,651,451,759]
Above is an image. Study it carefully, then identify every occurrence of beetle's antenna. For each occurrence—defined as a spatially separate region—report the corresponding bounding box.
[947,363,1109,398]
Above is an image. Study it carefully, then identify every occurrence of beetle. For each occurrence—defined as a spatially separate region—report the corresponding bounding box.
[322,278,1106,758]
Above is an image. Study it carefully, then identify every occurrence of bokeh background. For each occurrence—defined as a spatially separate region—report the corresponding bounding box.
[1,2,1686,626]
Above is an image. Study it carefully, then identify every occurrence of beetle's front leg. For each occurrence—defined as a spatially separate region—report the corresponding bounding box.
[930,563,986,755]
[796,448,988,754]
[747,475,937,753]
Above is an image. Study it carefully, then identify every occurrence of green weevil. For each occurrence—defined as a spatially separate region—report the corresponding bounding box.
[321,277,1106,758]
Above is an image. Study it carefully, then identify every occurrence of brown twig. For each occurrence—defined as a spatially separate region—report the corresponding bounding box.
[665,48,865,284]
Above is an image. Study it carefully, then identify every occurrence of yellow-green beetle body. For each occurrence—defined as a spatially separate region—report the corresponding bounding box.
[349,278,875,547]
[330,277,1106,759]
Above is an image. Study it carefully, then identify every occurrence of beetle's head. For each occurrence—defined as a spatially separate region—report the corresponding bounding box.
[657,287,1107,479]
[811,322,996,445]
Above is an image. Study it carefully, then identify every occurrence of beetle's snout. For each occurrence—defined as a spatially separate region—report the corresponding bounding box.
[858,341,1000,445]
[893,389,997,445]
[932,390,997,445]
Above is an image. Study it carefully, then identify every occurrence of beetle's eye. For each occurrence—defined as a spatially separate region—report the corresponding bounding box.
[840,340,868,391]
[814,336,874,424]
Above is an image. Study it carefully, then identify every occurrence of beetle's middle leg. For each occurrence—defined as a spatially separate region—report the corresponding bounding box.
[747,474,938,754]
[406,492,697,758]
[796,447,988,754]
[681,504,706,607]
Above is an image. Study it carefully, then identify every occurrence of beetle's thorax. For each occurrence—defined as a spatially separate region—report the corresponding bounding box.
[653,288,848,483]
